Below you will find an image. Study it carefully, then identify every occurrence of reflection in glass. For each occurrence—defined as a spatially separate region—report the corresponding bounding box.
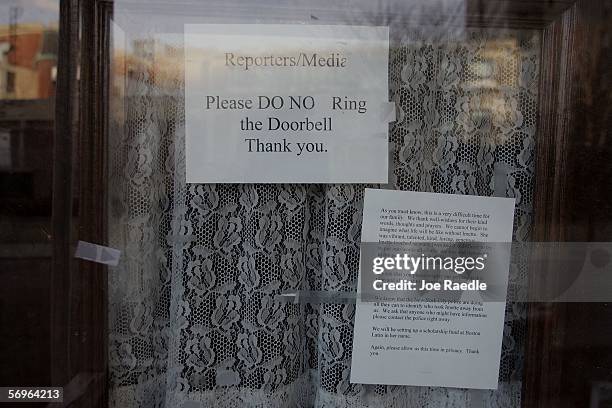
[0,0,59,389]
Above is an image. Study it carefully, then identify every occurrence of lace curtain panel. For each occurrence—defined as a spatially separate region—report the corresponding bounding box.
[108,29,540,407]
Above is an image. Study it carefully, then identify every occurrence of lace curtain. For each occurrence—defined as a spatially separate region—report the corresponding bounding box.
[108,29,540,407]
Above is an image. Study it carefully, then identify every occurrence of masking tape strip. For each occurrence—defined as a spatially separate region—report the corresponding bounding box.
[277,290,357,304]
[74,241,121,266]
[381,101,397,123]
[215,369,241,386]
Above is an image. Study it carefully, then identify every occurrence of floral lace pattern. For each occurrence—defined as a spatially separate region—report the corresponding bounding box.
[108,30,539,407]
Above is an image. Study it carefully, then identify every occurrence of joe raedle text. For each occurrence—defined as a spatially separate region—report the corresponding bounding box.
[372,279,488,292]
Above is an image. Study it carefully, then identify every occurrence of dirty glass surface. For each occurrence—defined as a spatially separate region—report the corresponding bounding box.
[108,2,539,406]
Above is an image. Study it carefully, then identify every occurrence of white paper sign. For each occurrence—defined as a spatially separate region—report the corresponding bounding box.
[350,189,515,389]
[184,24,389,183]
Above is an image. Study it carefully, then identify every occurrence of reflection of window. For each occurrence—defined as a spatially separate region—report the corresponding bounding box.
[0,131,10,168]
[6,72,15,93]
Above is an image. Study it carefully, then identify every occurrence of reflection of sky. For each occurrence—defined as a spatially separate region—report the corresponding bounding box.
[112,0,467,48]
[0,0,59,26]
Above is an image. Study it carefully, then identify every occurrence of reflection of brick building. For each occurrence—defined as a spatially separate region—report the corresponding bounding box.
[0,23,58,99]
[0,23,58,218]
[0,18,60,391]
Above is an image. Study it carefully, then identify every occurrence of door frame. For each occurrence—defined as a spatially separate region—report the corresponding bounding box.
[55,0,611,406]
[51,0,112,406]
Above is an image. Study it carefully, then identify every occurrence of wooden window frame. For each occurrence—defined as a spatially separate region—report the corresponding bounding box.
[53,0,611,406]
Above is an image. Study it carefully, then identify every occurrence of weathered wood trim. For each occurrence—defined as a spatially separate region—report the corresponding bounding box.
[51,0,81,392]
[72,0,113,406]
[51,0,113,406]
[523,4,577,405]
[524,0,612,406]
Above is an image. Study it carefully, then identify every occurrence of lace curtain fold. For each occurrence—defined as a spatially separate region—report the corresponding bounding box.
[108,30,540,408]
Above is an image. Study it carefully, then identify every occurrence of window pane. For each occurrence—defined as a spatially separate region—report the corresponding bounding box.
[0,0,59,389]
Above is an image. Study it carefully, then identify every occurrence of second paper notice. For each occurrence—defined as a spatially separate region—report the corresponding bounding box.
[350,189,515,389]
